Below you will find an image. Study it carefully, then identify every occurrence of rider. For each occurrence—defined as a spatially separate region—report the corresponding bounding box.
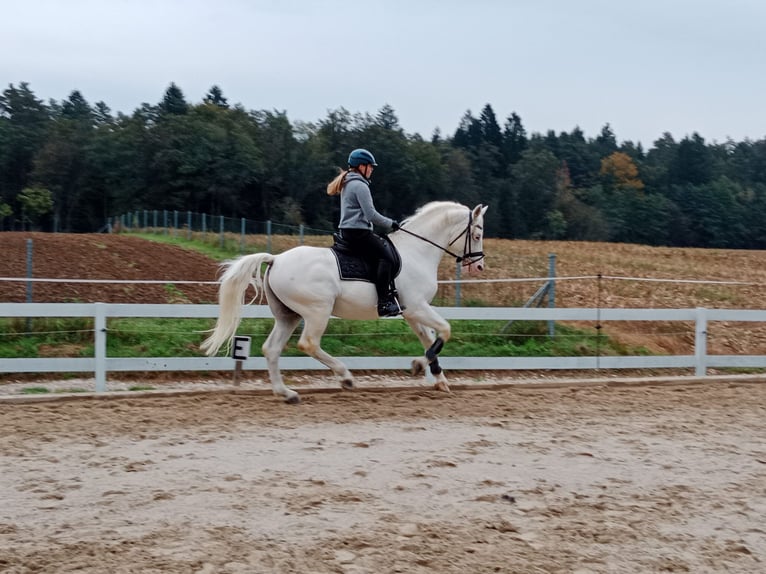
[326,148,403,317]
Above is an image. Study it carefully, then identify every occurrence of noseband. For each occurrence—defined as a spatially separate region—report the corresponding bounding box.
[398,211,485,267]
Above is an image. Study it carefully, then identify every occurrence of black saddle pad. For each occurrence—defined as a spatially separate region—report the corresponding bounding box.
[330,233,402,282]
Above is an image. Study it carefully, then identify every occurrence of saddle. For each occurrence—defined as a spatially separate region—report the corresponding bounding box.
[330,233,402,283]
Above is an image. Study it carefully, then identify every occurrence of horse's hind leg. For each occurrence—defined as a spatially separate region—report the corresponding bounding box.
[262,314,302,404]
[296,309,355,390]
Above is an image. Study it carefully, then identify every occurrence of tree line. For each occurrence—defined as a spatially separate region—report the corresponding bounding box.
[2,81,766,248]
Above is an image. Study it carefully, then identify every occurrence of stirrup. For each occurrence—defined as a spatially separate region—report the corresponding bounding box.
[377,295,404,317]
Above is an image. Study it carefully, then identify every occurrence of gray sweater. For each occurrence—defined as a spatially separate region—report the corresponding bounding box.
[338,172,395,231]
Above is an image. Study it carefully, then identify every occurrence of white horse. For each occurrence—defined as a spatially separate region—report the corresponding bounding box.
[201,201,488,403]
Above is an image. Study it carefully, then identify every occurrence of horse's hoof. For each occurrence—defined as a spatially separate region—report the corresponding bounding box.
[285,393,301,405]
[341,378,354,390]
[434,381,451,393]
[411,358,426,377]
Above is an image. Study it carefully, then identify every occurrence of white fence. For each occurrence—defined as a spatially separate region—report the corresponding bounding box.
[2,303,766,392]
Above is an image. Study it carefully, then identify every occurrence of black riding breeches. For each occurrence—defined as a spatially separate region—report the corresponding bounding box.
[339,228,396,299]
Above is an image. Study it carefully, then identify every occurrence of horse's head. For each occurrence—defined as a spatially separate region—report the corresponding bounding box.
[465,204,489,274]
[399,201,489,273]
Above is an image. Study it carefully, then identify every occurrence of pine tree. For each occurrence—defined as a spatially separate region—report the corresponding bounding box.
[203,85,229,108]
[159,82,189,116]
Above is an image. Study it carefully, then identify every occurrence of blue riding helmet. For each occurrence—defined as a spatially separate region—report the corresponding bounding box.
[348,148,378,167]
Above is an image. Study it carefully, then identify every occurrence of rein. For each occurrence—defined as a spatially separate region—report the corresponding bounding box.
[397,211,484,266]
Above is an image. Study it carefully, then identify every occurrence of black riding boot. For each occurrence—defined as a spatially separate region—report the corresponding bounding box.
[376,260,403,317]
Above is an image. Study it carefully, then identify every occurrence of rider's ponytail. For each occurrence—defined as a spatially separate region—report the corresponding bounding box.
[326,169,349,196]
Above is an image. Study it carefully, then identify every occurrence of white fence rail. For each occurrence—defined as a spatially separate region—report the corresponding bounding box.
[2,303,766,392]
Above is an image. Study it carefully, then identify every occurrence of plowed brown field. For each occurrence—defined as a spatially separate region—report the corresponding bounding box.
[2,232,765,354]
[0,232,220,304]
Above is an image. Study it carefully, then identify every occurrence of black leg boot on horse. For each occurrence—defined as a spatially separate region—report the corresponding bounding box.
[376,259,404,317]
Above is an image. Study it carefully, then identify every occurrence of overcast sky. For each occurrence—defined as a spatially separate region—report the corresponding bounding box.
[2,0,764,147]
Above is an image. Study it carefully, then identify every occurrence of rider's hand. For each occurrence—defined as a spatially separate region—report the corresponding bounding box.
[391,220,400,231]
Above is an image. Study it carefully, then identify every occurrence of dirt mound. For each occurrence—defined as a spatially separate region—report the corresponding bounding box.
[0,232,220,304]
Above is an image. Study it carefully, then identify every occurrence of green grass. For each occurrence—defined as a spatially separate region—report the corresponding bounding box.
[105,317,214,357]
[15,386,91,395]
[0,317,93,357]
[130,231,257,261]
[200,317,641,358]
[21,387,50,394]
[0,316,642,360]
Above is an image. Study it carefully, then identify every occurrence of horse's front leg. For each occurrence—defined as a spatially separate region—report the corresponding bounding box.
[403,307,451,392]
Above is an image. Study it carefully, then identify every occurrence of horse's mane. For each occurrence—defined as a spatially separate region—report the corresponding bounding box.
[402,201,467,227]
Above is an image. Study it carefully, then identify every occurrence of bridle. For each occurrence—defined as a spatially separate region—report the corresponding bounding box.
[397,210,485,267]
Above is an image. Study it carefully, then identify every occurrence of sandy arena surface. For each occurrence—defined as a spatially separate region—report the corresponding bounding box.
[1,380,764,573]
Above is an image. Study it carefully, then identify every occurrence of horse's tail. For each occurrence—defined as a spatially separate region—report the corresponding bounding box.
[201,252,275,356]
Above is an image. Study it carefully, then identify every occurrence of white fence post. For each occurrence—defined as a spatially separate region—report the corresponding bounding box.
[548,253,556,338]
[694,307,708,377]
[94,303,107,392]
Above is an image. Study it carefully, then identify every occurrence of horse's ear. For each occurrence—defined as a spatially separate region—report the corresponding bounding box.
[473,204,488,218]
